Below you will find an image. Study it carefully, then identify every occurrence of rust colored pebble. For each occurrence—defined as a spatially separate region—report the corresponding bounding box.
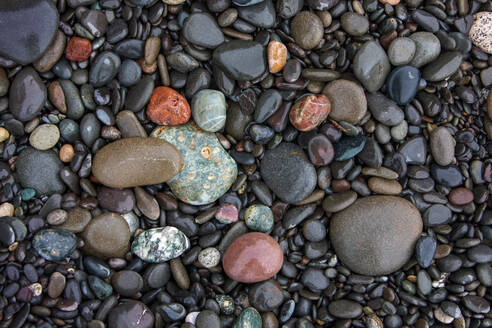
[331,179,351,192]
[59,144,75,163]
[289,94,331,131]
[146,86,191,126]
[448,187,474,205]
[223,232,283,283]
[267,40,287,74]
[65,37,92,62]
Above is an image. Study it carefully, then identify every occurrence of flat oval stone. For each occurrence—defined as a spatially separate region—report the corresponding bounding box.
[191,89,227,132]
[388,37,416,66]
[430,127,455,166]
[212,40,266,81]
[183,12,224,48]
[151,123,237,205]
[29,124,60,150]
[233,307,262,328]
[92,137,183,188]
[32,229,77,261]
[89,51,121,87]
[386,66,420,105]
[289,94,331,131]
[409,32,441,68]
[323,79,367,125]
[330,196,423,275]
[367,92,405,126]
[237,0,276,28]
[9,67,47,122]
[353,41,390,92]
[132,226,190,263]
[223,232,283,283]
[291,11,324,50]
[422,51,463,82]
[0,0,59,65]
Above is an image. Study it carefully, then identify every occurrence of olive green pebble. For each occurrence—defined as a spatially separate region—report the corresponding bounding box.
[244,204,274,232]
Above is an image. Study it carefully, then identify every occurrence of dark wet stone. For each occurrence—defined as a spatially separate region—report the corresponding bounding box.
[0,0,59,65]
[412,9,439,32]
[328,300,363,319]
[277,0,303,18]
[301,268,329,293]
[97,187,135,213]
[386,66,420,105]
[183,13,224,48]
[254,89,282,123]
[430,164,463,188]
[111,270,144,297]
[248,280,284,312]
[80,9,108,38]
[353,41,390,92]
[32,229,77,261]
[118,59,142,87]
[59,80,85,120]
[334,134,367,161]
[126,76,154,112]
[167,52,199,73]
[213,40,266,81]
[84,256,111,278]
[225,102,252,140]
[238,0,276,28]
[422,52,463,82]
[89,51,121,87]
[398,137,427,165]
[157,303,186,322]
[0,221,15,246]
[80,113,101,147]
[9,67,47,122]
[88,275,113,300]
[107,19,128,44]
[462,295,490,314]
[467,245,492,263]
[260,143,317,204]
[357,137,383,168]
[341,12,369,36]
[423,204,452,226]
[415,235,437,268]
[366,92,405,126]
[196,310,221,328]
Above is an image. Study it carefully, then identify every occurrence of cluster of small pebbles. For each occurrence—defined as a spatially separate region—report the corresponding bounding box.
[0,0,491,327]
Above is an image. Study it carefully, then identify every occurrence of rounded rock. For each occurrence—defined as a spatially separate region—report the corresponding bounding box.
[291,11,324,50]
[323,79,367,125]
[146,86,191,126]
[132,226,190,263]
[198,247,221,268]
[245,204,274,232]
[469,12,492,54]
[388,37,416,66]
[430,127,455,166]
[289,94,331,131]
[65,37,92,62]
[29,124,60,150]
[191,89,227,132]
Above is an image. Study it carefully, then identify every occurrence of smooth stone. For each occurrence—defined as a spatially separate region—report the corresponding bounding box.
[108,300,154,328]
[59,207,91,233]
[233,307,262,328]
[89,51,121,87]
[368,177,402,195]
[48,272,66,298]
[84,256,111,278]
[412,9,439,32]
[29,124,60,150]
[357,137,383,168]
[289,94,331,131]
[367,92,405,126]
[422,51,463,82]
[111,271,143,297]
[198,247,221,268]
[245,204,274,232]
[225,102,252,140]
[80,113,100,147]
[233,0,265,5]
[144,263,171,289]
[323,79,367,124]
[254,89,282,123]
[353,41,390,92]
[81,213,131,258]
[260,143,316,204]
[114,39,144,59]
[212,40,266,81]
[467,245,492,263]
[409,32,441,68]
[341,12,369,36]
[9,67,47,122]
[132,226,190,263]
[183,12,224,48]
[308,134,334,165]
[430,164,463,188]
[291,11,324,50]
[32,229,77,261]
[191,89,227,132]
[151,123,237,205]
[463,296,490,314]
[330,196,423,275]
[328,300,363,319]
[334,134,367,161]
[423,204,452,226]
[80,9,107,37]
[448,187,473,205]
[16,148,65,195]
[116,110,147,138]
[0,0,59,65]
[0,221,15,246]
[167,52,199,73]
[59,79,85,119]
[388,37,416,66]
[415,235,437,268]
[430,127,455,166]
[125,76,155,112]
[238,0,276,28]
[34,30,66,72]
[322,191,358,213]
[118,60,142,87]
[196,310,221,328]
[223,232,283,283]
[277,0,303,18]
[92,137,183,188]
[97,187,135,214]
[398,137,427,165]
[386,66,420,105]
[249,280,283,312]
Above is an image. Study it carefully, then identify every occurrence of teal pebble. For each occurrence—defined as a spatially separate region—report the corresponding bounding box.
[334,134,367,161]
[245,204,274,232]
[32,228,77,261]
[59,119,80,143]
[88,275,113,300]
[21,188,36,201]
[233,307,262,328]
[191,89,227,132]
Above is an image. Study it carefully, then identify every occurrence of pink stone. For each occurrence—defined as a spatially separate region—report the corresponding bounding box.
[215,203,238,224]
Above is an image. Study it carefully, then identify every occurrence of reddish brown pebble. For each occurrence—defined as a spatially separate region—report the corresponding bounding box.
[65,37,92,62]
[307,134,334,165]
[267,41,287,73]
[146,86,191,126]
[223,232,283,283]
[331,179,351,192]
[215,203,238,224]
[448,187,474,205]
[289,94,331,131]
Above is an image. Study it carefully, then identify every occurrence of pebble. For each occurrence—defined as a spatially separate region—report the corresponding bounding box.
[98,187,135,214]
[198,247,221,268]
[330,196,423,275]
[80,9,107,38]
[29,124,60,150]
[409,32,441,68]
[334,134,367,161]
[82,213,131,258]
[249,279,283,312]
[118,60,142,87]
[308,134,334,165]
[167,51,199,73]
[422,51,463,82]
[9,67,47,121]
[238,0,276,28]
[415,235,437,268]
[191,89,227,132]
[89,51,121,87]
[116,110,147,137]
[111,271,143,297]
[423,204,452,226]
[261,143,316,204]
[0,0,59,65]
[223,232,283,283]
[125,76,155,112]
[267,41,287,73]
[92,137,183,188]
[152,123,237,205]
[367,92,404,127]
[215,203,239,224]
[32,229,77,261]
[463,295,490,314]
[245,204,274,232]
[399,136,427,165]
[48,272,66,298]
[196,310,221,328]
[291,11,324,50]
[387,37,416,66]
[368,177,402,195]
[323,79,367,124]
[183,13,225,48]
[412,9,439,32]
[108,300,154,328]
[448,187,474,205]
[132,227,190,263]
[0,127,9,142]
[66,37,92,62]
[328,299,363,319]
[0,203,14,217]
[469,12,492,54]
[386,66,420,105]
[353,41,390,92]
[233,307,262,328]
[146,86,191,125]
[212,40,266,81]
[59,207,92,233]
[289,94,331,131]
[430,127,455,166]
[341,12,369,36]
[254,89,282,123]
[59,144,75,162]
[430,164,463,188]
[34,30,66,72]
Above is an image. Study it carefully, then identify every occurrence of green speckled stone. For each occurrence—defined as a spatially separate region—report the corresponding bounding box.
[88,275,113,300]
[151,122,237,205]
[191,89,227,132]
[245,204,274,232]
[233,307,262,328]
[32,228,77,261]
[216,295,235,315]
[132,227,190,263]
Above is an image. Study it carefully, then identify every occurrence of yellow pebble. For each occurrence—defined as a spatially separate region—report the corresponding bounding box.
[0,202,14,217]
[0,127,9,142]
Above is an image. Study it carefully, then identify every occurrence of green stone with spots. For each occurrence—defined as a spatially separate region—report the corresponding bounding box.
[216,295,235,315]
[32,229,77,261]
[233,307,262,328]
[132,226,190,263]
[245,204,274,232]
[151,122,237,205]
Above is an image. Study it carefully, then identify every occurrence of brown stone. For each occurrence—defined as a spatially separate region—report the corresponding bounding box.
[323,79,367,124]
[116,110,147,138]
[65,37,92,62]
[97,187,135,214]
[448,187,474,205]
[59,207,92,233]
[487,87,492,120]
[267,40,287,73]
[34,30,66,72]
[48,81,67,113]
[81,213,130,258]
[223,232,283,283]
[368,177,402,195]
[331,179,351,192]
[47,272,66,299]
[92,137,183,188]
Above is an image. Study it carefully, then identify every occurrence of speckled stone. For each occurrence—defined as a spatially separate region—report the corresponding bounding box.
[330,196,423,275]
[233,307,262,328]
[245,204,274,232]
[92,137,183,188]
[191,89,227,132]
[32,229,77,261]
[151,123,237,205]
[469,12,492,54]
[198,247,221,268]
[132,227,190,263]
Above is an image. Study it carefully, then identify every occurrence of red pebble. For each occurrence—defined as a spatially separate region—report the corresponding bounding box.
[223,232,283,283]
[448,187,474,205]
[146,86,191,126]
[289,94,331,131]
[65,37,92,62]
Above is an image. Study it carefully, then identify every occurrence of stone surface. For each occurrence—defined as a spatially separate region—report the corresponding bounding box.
[212,40,266,81]
[9,67,47,122]
[237,0,276,28]
[323,79,367,124]
[334,134,367,161]
[29,124,60,150]
[330,196,423,275]
[151,123,237,205]
[183,13,224,48]
[430,127,455,166]
[341,12,369,36]
[146,86,191,125]
[65,37,92,62]
[89,51,121,87]
[32,229,77,261]
[469,12,492,54]
[353,41,390,92]
[233,307,262,328]
[289,94,331,131]
[245,204,274,232]
[92,137,183,188]
[367,92,405,126]
[291,11,324,50]
[108,300,154,328]
[422,51,463,82]
[386,66,420,105]
[268,41,287,73]
[34,30,66,72]
[191,89,227,132]
[388,37,416,66]
[409,32,441,68]
[132,226,190,263]
[223,232,283,283]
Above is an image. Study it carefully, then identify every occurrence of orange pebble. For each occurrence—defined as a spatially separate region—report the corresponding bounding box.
[146,86,191,126]
[59,144,75,163]
[267,40,287,73]
[66,37,92,62]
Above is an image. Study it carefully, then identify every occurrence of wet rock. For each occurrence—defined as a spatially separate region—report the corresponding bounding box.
[353,41,390,92]
[132,227,190,263]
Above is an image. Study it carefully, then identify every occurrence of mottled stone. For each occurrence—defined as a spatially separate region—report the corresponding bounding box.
[32,229,77,261]
[92,137,183,188]
[234,307,262,328]
[245,205,274,232]
[191,89,227,132]
[289,94,331,131]
[268,40,287,73]
[151,123,237,205]
[132,227,190,263]
[469,12,492,54]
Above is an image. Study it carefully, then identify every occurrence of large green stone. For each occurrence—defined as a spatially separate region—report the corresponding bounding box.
[151,122,237,205]
[132,227,190,263]
[233,307,262,328]
[32,228,77,261]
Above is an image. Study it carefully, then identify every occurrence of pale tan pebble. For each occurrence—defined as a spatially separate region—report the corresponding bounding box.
[0,202,14,217]
[163,0,185,4]
[469,12,492,54]
[0,127,9,142]
[59,144,75,163]
[144,36,161,65]
[316,10,332,27]
[368,177,402,195]
[29,124,60,150]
